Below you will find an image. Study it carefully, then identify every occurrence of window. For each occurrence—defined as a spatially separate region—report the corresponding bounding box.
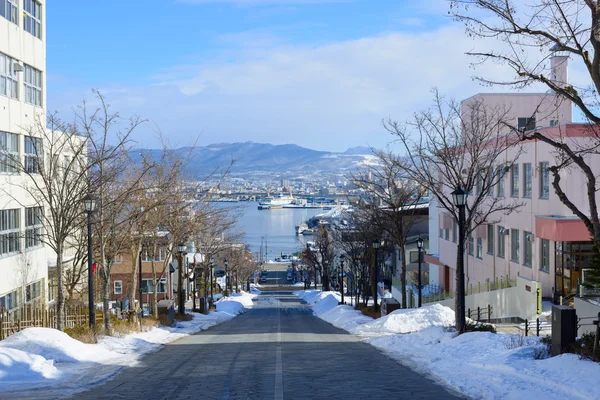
[23,0,41,38]
[25,206,43,249]
[523,231,533,266]
[468,235,474,255]
[518,117,536,131]
[0,52,18,98]
[539,162,549,199]
[439,228,443,239]
[497,166,505,197]
[540,239,550,272]
[452,221,457,243]
[144,246,169,262]
[0,0,17,24]
[444,227,449,241]
[141,279,166,293]
[523,163,532,198]
[24,65,42,106]
[113,255,123,264]
[114,280,122,295]
[0,208,20,255]
[511,229,520,263]
[26,280,42,302]
[0,131,19,173]
[476,237,483,259]
[497,226,505,258]
[487,224,494,255]
[0,290,18,311]
[510,164,519,197]
[476,169,484,195]
[24,136,42,174]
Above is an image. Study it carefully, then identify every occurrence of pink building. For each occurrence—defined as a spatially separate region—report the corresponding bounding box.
[427,55,600,300]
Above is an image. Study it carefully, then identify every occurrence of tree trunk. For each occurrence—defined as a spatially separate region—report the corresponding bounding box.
[128,243,139,315]
[102,269,112,335]
[56,242,65,331]
[371,248,378,312]
[151,244,158,317]
[400,244,407,309]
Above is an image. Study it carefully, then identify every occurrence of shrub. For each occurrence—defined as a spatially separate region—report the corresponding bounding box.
[466,320,497,333]
[570,332,600,361]
[64,325,98,344]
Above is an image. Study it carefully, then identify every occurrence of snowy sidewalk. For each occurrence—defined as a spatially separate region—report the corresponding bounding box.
[295,289,600,400]
[0,291,256,399]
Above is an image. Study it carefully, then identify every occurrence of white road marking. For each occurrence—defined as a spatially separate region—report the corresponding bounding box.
[274,302,283,400]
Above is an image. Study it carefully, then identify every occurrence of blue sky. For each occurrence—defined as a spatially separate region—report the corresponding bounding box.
[46,0,506,151]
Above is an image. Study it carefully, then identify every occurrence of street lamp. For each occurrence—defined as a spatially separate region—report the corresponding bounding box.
[339,254,345,304]
[83,194,96,330]
[451,186,468,334]
[224,259,229,294]
[177,243,187,314]
[372,238,380,312]
[416,236,424,308]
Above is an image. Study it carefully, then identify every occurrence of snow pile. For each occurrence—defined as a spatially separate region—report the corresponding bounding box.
[312,294,341,316]
[318,305,373,331]
[294,290,340,306]
[0,291,257,398]
[352,304,455,335]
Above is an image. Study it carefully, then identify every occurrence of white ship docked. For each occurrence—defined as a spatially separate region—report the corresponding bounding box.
[258,193,295,210]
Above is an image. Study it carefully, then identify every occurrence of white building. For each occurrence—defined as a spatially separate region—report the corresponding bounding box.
[0,0,48,310]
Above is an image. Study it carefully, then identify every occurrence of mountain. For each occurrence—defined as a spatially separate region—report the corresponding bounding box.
[130,142,374,176]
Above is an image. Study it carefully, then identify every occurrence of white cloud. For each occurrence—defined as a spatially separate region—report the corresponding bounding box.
[48,24,557,151]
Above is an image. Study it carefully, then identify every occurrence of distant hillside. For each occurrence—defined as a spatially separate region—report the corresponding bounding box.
[130,142,375,177]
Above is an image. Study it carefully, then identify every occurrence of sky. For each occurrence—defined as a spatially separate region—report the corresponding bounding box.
[46,0,520,152]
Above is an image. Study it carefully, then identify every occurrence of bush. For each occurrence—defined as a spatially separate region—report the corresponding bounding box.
[175,313,193,322]
[355,304,381,319]
[570,332,600,361]
[64,325,98,344]
[466,320,497,333]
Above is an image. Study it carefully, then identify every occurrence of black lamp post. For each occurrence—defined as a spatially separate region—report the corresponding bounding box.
[224,259,229,294]
[372,239,380,312]
[83,195,96,330]
[177,243,187,314]
[416,236,424,308]
[339,254,345,304]
[451,186,468,334]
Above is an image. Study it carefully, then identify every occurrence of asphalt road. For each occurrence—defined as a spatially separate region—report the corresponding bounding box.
[69,289,462,400]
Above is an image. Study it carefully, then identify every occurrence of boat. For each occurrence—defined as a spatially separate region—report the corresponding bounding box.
[302,228,316,235]
[258,193,295,210]
[295,223,308,235]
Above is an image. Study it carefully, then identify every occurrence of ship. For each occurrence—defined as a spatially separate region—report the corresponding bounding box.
[295,223,308,235]
[258,193,295,210]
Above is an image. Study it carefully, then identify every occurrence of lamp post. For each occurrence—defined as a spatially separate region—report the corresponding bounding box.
[224,259,229,295]
[339,254,345,304]
[177,243,187,314]
[452,186,469,334]
[83,195,96,330]
[372,239,380,312]
[416,236,424,308]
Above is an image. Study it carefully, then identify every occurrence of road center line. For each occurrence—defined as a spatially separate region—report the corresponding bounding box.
[274,301,283,400]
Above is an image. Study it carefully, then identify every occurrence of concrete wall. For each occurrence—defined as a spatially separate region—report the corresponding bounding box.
[433,276,541,320]
[574,297,600,335]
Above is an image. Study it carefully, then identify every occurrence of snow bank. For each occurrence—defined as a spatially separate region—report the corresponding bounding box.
[352,304,455,335]
[312,294,341,315]
[0,292,257,398]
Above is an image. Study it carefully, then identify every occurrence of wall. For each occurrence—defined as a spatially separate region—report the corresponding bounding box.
[574,297,600,335]
[433,276,541,320]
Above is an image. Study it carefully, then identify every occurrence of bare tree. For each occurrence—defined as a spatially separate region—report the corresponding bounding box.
[304,226,335,291]
[384,91,523,330]
[350,151,426,309]
[451,0,600,247]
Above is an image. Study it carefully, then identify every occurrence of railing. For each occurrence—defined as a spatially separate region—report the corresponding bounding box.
[467,305,493,322]
[0,304,99,341]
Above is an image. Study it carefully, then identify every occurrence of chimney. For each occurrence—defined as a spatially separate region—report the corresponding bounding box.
[550,50,569,89]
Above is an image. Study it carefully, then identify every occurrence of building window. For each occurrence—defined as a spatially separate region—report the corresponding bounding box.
[113,255,123,264]
[511,229,520,263]
[26,280,42,302]
[468,235,474,255]
[0,0,17,24]
[114,280,123,295]
[487,224,494,255]
[523,163,532,198]
[452,221,457,243]
[24,136,42,174]
[476,237,483,259]
[439,228,443,239]
[0,290,18,311]
[510,164,519,197]
[518,117,536,131]
[142,279,167,294]
[0,208,20,255]
[444,227,449,241]
[540,239,550,272]
[539,161,549,199]
[0,52,19,99]
[497,226,506,258]
[476,169,484,195]
[23,0,41,39]
[523,231,533,267]
[497,166,505,197]
[25,206,43,249]
[0,131,19,173]
[24,65,42,106]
